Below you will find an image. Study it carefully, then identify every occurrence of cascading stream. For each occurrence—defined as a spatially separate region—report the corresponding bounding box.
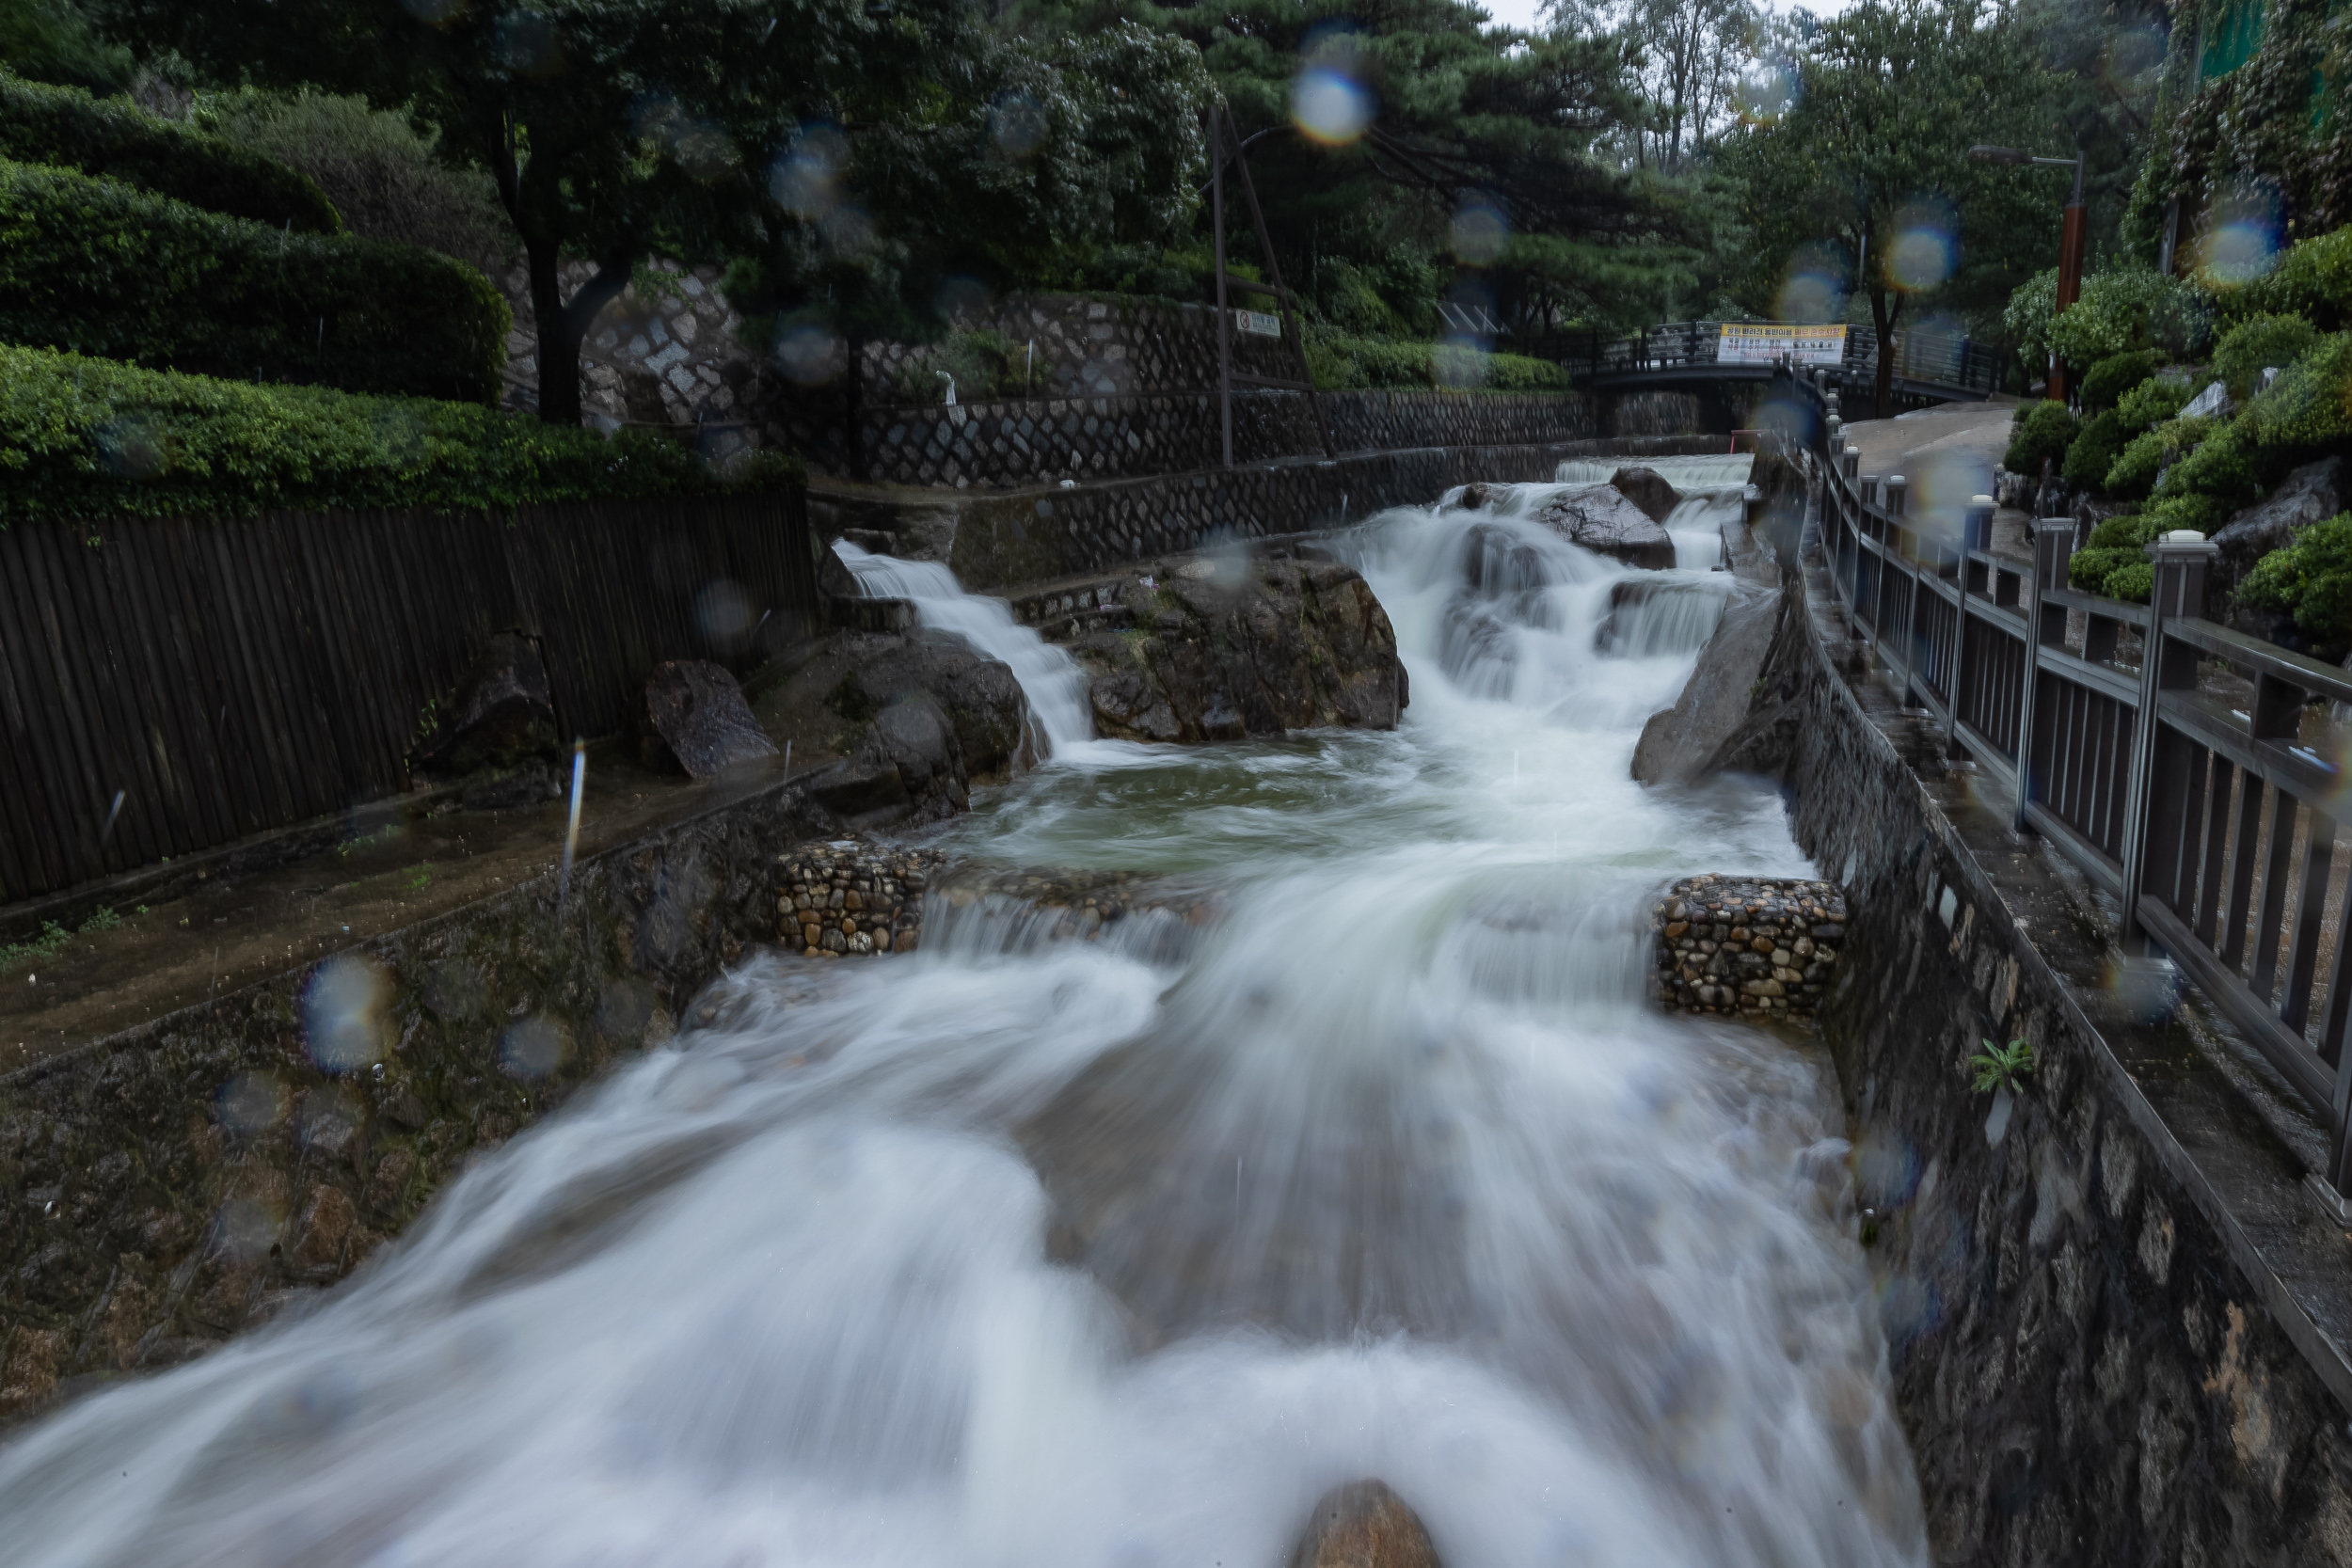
[833,541,1096,754]
[0,492,1926,1568]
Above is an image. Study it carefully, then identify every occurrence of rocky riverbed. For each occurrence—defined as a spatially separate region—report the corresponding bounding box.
[1650,874,1845,1021]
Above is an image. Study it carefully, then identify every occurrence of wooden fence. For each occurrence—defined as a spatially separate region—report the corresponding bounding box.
[0,489,821,905]
[1794,368,2352,1196]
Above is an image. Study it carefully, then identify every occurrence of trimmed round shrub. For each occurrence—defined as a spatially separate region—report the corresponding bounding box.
[2087,511,2157,550]
[2080,350,2159,409]
[0,158,505,402]
[2068,545,2139,596]
[2106,562,2154,603]
[2213,312,2319,401]
[2003,400,2078,476]
[2243,331,2352,455]
[2061,408,2127,488]
[2116,374,2189,434]
[0,345,801,522]
[0,71,340,231]
[2158,411,2267,502]
[2104,415,2214,498]
[2239,512,2352,648]
[2232,225,2351,332]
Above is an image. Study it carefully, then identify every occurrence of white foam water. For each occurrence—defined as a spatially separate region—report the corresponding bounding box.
[0,493,1925,1568]
[833,541,1097,755]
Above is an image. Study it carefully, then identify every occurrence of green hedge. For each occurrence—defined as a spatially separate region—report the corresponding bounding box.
[2078,350,2157,409]
[0,158,506,402]
[0,71,340,231]
[2240,514,2352,648]
[2232,226,2352,333]
[2061,409,2126,487]
[2213,313,2319,401]
[2003,401,2077,475]
[0,345,800,523]
[1306,332,1571,392]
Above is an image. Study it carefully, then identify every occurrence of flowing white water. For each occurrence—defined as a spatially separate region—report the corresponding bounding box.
[1551,455,1756,572]
[0,496,1925,1568]
[834,541,1096,754]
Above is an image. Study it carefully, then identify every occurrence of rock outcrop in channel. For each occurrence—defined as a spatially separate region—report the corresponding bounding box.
[1059,555,1408,744]
[1288,1480,1443,1568]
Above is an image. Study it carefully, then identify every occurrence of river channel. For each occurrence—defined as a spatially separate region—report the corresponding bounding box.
[0,466,1927,1567]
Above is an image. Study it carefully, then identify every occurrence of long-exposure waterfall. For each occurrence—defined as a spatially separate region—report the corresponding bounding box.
[0,486,1927,1567]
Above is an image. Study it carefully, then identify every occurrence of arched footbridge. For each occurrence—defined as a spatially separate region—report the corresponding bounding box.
[1560,321,2007,408]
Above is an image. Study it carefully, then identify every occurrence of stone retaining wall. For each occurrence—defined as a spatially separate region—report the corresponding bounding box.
[1648,875,1845,1021]
[0,772,835,1420]
[1782,549,2352,1562]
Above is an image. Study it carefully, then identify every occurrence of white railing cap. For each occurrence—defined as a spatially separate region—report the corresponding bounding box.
[1971,495,1995,508]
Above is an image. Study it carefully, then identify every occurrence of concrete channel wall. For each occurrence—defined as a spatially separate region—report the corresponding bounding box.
[1786,546,2352,1563]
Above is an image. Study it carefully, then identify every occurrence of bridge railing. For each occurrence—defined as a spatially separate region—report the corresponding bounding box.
[1790,368,2352,1206]
[1557,323,2003,397]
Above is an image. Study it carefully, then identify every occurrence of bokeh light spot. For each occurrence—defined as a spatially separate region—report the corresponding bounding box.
[2192,181,2283,290]
[1886,200,1958,293]
[1736,61,1798,125]
[774,321,845,387]
[1451,200,1508,267]
[770,124,848,220]
[500,1015,575,1081]
[1292,67,1373,146]
[217,1071,289,1136]
[301,954,393,1074]
[989,93,1049,159]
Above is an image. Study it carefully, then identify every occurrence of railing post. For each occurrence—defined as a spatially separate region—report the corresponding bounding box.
[2012,518,2074,831]
[1945,494,1995,758]
[2119,532,2220,949]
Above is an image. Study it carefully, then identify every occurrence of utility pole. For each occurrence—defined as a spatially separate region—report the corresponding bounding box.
[1970,144,2088,404]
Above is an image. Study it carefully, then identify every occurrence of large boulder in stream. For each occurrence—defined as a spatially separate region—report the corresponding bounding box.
[752,629,1032,784]
[1529,483,1676,568]
[1609,465,1681,525]
[1069,557,1406,744]
[1290,1481,1443,1568]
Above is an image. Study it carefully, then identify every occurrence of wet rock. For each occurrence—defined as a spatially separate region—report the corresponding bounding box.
[1595,577,1725,657]
[1070,557,1406,745]
[1609,465,1681,525]
[414,632,559,777]
[753,629,1032,784]
[1631,562,1808,784]
[810,690,967,826]
[1528,483,1675,568]
[1289,1481,1442,1568]
[638,660,779,778]
[1456,482,1497,510]
[2211,455,2344,600]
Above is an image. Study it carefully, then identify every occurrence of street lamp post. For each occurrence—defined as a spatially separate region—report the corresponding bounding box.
[1970,143,2088,403]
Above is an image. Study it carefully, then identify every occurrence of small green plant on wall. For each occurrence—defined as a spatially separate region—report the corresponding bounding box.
[1971,1037,2037,1094]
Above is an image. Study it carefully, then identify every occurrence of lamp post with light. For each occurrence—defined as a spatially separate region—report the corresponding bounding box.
[1969,143,2087,403]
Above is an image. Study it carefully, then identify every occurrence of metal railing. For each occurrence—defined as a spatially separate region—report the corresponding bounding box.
[1556,322,2005,397]
[1793,369,2352,1199]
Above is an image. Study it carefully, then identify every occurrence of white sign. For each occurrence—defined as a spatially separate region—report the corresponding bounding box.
[1235,309,1282,339]
[1718,322,1847,366]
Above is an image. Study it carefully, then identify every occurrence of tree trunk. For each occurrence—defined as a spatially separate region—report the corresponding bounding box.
[1869,286,1903,420]
[525,244,632,427]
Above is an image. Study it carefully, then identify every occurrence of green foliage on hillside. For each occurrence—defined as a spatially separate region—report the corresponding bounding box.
[0,158,506,402]
[2003,401,2078,475]
[2240,514,2352,646]
[1307,333,1571,391]
[2213,312,2319,400]
[0,345,798,522]
[0,70,340,230]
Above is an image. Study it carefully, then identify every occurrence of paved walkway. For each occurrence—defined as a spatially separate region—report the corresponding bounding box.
[1837,398,2032,561]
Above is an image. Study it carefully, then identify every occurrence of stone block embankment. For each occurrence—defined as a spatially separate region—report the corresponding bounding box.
[1648,875,1844,1021]
[776,842,945,956]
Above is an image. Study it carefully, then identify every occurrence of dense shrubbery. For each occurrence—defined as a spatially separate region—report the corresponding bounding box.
[2103,420,2214,497]
[2240,514,2352,647]
[189,87,514,268]
[2068,545,2139,597]
[887,328,1032,404]
[2230,226,2352,332]
[1308,332,1572,392]
[0,158,507,402]
[0,345,797,522]
[0,70,340,230]
[2213,313,2319,400]
[2007,264,2217,370]
[2116,375,2189,434]
[2079,350,2157,408]
[2003,401,2078,475]
[2061,409,2126,487]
